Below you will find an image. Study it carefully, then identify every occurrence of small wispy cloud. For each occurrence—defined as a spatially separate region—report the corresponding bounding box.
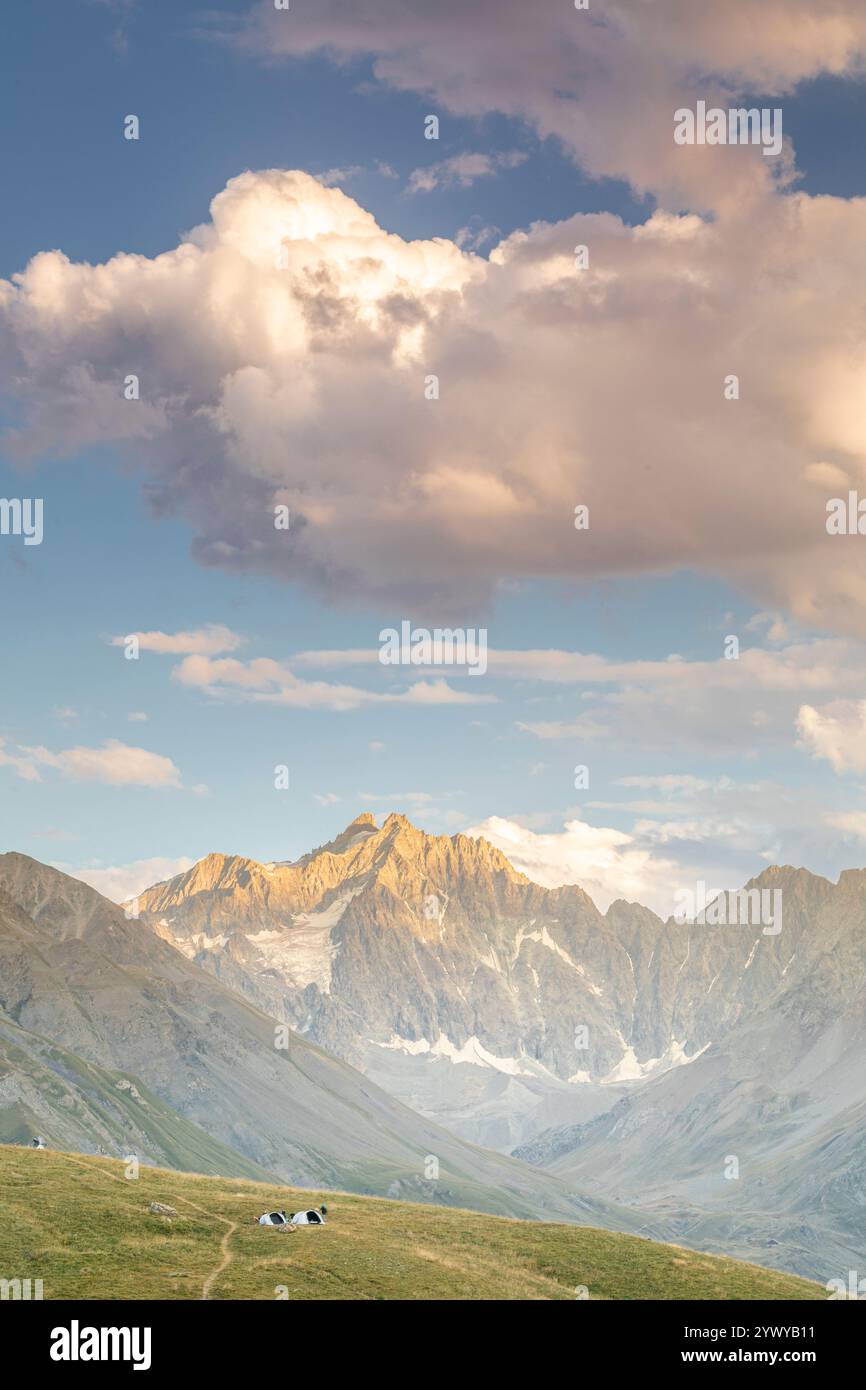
[171,653,496,711]
[407,150,527,194]
[0,737,182,788]
[455,219,501,252]
[110,625,243,657]
[315,162,398,188]
[87,0,137,58]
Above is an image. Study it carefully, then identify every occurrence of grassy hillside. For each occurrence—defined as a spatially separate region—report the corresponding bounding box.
[0,1023,276,1183]
[0,1145,825,1300]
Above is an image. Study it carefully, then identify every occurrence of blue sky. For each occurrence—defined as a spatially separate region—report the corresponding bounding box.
[2,1,866,910]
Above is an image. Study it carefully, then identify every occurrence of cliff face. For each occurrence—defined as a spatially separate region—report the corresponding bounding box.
[134,816,853,1129]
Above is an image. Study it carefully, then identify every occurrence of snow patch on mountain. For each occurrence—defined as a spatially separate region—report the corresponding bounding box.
[603,1039,709,1084]
[515,923,603,994]
[376,1032,536,1076]
[250,891,360,993]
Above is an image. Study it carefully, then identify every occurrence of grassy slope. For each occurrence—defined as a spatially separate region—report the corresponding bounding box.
[0,1025,275,1183]
[0,1146,825,1301]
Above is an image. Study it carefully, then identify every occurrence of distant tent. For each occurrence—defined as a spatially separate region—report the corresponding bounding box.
[291,1206,326,1225]
[30,1137,46,1150]
[257,1211,291,1226]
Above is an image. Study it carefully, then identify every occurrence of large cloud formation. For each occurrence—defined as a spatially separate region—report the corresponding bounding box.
[232,0,866,209]
[3,166,866,628]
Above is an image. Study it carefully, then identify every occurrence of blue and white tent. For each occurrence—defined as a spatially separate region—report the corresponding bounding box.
[291,1206,327,1225]
[257,1211,291,1227]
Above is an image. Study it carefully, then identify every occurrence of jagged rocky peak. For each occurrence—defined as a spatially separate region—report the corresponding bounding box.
[139,814,529,919]
[267,811,530,889]
[367,813,528,879]
[141,852,265,908]
[296,812,381,863]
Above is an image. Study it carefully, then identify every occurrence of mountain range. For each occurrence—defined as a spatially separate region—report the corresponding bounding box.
[2,813,863,1281]
[129,812,866,1282]
[0,849,648,1233]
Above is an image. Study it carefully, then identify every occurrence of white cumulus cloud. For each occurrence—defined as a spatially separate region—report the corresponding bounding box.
[468,814,680,914]
[3,171,866,631]
[65,856,195,905]
[797,699,866,773]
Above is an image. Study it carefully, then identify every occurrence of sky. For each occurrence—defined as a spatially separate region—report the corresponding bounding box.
[2,0,866,912]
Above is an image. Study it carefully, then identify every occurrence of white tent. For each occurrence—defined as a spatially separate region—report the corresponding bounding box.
[257,1211,291,1226]
[291,1208,326,1225]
